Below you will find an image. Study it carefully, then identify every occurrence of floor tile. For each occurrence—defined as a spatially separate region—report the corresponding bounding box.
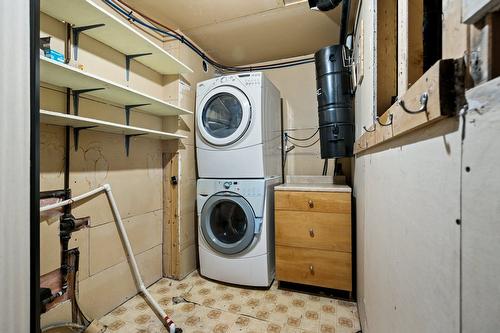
[98,272,361,333]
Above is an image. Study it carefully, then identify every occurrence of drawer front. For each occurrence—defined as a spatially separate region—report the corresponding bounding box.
[275,210,351,252]
[275,191,351,214]
[276,246,352,291]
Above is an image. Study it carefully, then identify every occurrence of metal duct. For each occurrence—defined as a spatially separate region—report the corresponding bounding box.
[314,44,354,158]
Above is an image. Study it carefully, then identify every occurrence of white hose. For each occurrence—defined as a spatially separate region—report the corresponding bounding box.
[41,322,85,332]
[40,184,177,333]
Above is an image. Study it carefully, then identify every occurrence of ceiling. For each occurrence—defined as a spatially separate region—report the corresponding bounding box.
[121,0,358,66]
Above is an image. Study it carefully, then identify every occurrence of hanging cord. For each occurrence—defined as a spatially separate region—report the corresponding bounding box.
[102,0,315,72]
[322,159,329,175]
[287,137,320,148]
[286,128,319,141]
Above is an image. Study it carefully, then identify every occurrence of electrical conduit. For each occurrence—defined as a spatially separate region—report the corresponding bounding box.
[40,184,179,333]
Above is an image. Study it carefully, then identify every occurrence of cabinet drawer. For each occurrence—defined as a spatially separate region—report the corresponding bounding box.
[275,210,351,252]
[275,191,351,214]
[276,246,352,291]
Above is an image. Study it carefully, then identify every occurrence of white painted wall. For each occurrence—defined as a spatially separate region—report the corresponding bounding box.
[0,0,31,331]
[354,0,461,331]
[462,77,500,332]
[354,1,500,332]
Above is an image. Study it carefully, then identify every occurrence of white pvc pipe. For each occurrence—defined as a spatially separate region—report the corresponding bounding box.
[39,186,107,212]
[39,184,177,333]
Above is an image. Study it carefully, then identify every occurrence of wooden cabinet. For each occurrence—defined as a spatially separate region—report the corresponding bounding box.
[275,189,352,292]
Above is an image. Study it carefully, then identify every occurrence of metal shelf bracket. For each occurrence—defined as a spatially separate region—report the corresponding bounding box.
[73,126,97,151]
[72,24,105,60]
[72,88,105,116]
[124,104,151,125]
[125,53,152,81]
[125,133,146,156]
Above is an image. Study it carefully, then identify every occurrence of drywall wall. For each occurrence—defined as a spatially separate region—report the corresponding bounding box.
[39,1,213,324]
[0,0,31,331]
[461,77,500,332]
[354,0,465,332]
[352,0,376,329]
[355,1,500,332]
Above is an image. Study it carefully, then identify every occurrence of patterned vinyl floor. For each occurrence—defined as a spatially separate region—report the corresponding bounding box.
[99,271,361,333]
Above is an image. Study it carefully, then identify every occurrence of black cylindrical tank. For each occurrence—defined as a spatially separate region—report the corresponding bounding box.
[315,44,354,158]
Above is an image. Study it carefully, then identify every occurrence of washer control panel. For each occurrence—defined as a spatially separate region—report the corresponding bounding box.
[213,180,264,198]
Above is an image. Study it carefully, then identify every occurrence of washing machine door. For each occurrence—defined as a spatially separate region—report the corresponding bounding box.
[197,85,252,146]
[200,193,256,255]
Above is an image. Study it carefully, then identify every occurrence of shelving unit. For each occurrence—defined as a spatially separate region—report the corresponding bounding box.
[40,110,185,140]
[40,0,192,75]
[40,56,192,117]
[40,110,185,155]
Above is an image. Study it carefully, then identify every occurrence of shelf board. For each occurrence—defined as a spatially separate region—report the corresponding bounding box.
[40,109,186,140]
[40,0,192,75]
[40,57,192,117]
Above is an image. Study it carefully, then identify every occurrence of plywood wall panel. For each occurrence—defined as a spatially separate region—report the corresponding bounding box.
[78,245,162,319]
[89,210,162,275]
[69,131,163,226]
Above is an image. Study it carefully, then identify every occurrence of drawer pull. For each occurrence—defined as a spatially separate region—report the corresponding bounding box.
[309,228,314,237]
[309,265,314,274]
[308,200,314,208]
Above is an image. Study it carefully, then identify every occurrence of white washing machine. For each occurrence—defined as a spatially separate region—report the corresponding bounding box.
[196,72,282,179]
[197,177,281,287]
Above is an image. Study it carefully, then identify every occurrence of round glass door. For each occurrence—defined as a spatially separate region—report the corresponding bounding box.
[198,86,251,146]
[201,195,255,255]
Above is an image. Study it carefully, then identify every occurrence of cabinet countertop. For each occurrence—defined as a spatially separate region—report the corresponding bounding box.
[275,183,352,193]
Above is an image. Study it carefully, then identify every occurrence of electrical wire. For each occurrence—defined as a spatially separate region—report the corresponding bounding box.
[322,158,329,175]
[102,0,315,72]
[286,129,319,141]
[288,138,320,148]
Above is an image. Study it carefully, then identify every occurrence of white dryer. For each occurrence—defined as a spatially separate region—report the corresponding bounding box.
[196,72,282,179]
[197,177,281,287]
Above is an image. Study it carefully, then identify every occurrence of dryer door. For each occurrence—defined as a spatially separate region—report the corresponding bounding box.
[198,86,252,146]
[200,194,256,255]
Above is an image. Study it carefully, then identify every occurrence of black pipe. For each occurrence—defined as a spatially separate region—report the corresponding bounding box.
[30,0,41,331]
[64,89,70,196]
[40,189,67,200]
[339,0,351,45]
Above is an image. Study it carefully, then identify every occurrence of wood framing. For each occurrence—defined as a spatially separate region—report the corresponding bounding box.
[398,0,425,97]
[162,152,180,278]
[377,0,398,115]
[354,58,465,154]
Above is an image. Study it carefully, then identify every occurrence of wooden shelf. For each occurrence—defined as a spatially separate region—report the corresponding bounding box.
[41,57,192,117]
[40,110,186,141]
[40,0,192,75]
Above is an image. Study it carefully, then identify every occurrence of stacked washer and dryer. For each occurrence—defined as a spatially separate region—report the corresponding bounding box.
[196,72,282,287]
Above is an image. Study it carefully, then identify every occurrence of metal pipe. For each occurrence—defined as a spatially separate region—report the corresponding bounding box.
[40,190,67,200]
[39,185,179,333]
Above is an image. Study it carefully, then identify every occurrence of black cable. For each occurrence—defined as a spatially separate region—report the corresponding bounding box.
[322,159,329,175]
[286,129,319,141]
[103,0,315,72]
[289,138,320,148]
